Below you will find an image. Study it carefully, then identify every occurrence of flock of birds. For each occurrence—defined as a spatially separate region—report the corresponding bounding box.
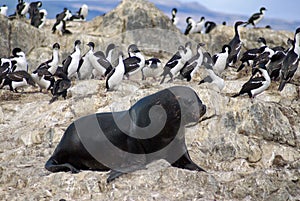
[171,7,268,35]
[0,1,300,104]
[0,0,88,34]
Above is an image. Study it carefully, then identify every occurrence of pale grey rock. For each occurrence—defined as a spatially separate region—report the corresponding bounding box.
[0,0,299,200]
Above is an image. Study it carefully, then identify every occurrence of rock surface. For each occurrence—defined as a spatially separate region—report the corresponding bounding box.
[0,0,300,200]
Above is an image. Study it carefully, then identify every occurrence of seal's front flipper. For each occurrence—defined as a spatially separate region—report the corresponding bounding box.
[45,158,80,173]
[107,170,125,183]
[171,152,205,172]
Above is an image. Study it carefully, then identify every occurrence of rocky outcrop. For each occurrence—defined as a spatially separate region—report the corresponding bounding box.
[0,0,299,200]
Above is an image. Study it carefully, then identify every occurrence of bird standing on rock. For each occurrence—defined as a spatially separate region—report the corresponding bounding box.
[62,40,81,79]
[212,45,231,75]
[106,51,125,91]
[123,44,145,79]
[179,43,205,81]
[49,72,71,104]
[278,27,300,91]
[171,8,178,26]
[244,7,267,28]
[160,45,186,84]
[227,21,245,66]
[232,64,271,99]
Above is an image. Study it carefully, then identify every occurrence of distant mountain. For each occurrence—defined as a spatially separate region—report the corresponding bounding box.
[2,0,299,31]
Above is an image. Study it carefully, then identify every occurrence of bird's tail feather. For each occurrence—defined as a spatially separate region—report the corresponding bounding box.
[237,63,245,72]
[278,80,286,91]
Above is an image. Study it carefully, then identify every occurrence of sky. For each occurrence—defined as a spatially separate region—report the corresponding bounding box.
[1,0,299,23]
[178,0,300,22]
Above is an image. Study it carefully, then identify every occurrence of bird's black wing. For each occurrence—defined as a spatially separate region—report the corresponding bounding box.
[94,51,106,58]
[124,57,141,74]
[184,23,192,35]
[249,13,261,22]
[180,61,197,77]
[57,79,71,93]
[240,76,265,94]
[62,56,72,74]
[34,67,53,77]
[106,68,116,89]
[212,54,218,64]
[165,52,181,69]
[7,71,26,81]
[98,57,112,70]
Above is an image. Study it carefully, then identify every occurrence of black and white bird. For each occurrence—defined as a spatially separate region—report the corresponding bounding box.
[1,70,36,92]
[16,0,30,17]
[28,1,42,19]
[267,50,286,80]
[31,9,47,28]
[244,7,267,28]
[124,44,145,78]
[278,27,300,91]
[106,51,125,91]
[9,48,28,72]
[204,21,216,34]
[31,43,60,91]
[0,5,8,16]
[171,8,178,26]
[35,43,60,75]
[212,45,231,75]
[70,4,88,21]
[49,72,71,104]
[160,45,186,84]
[195,17,205,33]
[141,58,162,81]
[184,17,197,35]
[56,8,72,21]
[31,68,55,92]
[178,43,205,81]
[237,37,267,72]
[232,64,271,99]
[227,21,245,66]
[52,19,71,35]
[0,58,15,88]
[62,40,81,79]
[83,42,112,79]
[92,43,115,79]
[199,65,225,91]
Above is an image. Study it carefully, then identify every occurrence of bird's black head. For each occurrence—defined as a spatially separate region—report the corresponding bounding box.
[87,42,95,49]
[53,43,60,50]
[257,37,266,45]
[295,27,300,35]
[186,17,192,24]
[172,8,177,14]
[260,7,267,12]
[222,45,231,54]
[128,44,140,54]
[74,40,81,46]
[12,48,22,56]
[235,21,245,27]
[37,1,42,7]
[200,16,205,21]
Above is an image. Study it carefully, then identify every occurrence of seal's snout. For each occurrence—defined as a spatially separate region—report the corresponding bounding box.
[200,104,206,117]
